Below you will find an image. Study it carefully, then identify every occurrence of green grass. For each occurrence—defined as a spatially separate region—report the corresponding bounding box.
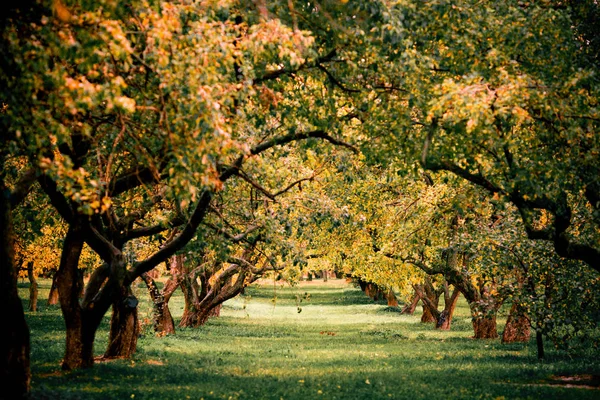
[20,279,600,399]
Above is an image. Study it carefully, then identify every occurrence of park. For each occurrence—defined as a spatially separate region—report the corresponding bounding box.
[1,0,600,398]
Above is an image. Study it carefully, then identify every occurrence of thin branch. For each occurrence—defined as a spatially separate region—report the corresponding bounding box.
[203,222,262,244]
[317,63,361,93]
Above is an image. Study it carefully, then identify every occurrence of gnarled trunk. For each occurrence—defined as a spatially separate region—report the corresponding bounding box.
[470,299,499,339]
[436,287,460,330]
[178,256,202,328]
[57,224,94,370]
[473,315,498,339]
[0,180,31,398]
[502,300,530,343]
[56,227,122,370]
[420,279,440,323]
[27,261,38,312]
[104,287,139,359]
[180,303,214,327]
[142,273,177,335]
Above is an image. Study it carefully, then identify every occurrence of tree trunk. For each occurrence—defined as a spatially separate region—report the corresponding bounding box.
[178,255,202,328]
[401,291,420,315]
[209,303,222,318]
[420,281,439,323]
[78,268,85,299]
[48,273,59,305]
[181,303,214,327]
[27,261,38,312]
[104,286,139,359]
[142,273,176,335]
[536,330,545,359]
[0,179,31,398]
[386,289,399,307]
[180,293,220,328]
[502,301,530,343]
[436,288,460,330]
[322,270,328,282]
[62,313,96,370]
[472,314,498,339]
[365,282,385,301]
[57,224,96,370]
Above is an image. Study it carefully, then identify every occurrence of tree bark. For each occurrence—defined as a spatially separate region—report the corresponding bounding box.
[502,300,530,343]
[536,330,545,359]
[470,297,500,339]
[209,303,222,318]
[141,273,177,335]
[436,287,460,330]
[386,289,399,307]
[420,279,440,323]
[57,224,93,370]
[180,303,214,327]
[0,178,31,398]
[472,314,498,339]
[27,261,38,312]
[48,273,59,305]
[401,290,421,314]
[104,286,139,359]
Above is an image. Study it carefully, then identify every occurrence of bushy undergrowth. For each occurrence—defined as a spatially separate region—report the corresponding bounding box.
[20,279,600,400]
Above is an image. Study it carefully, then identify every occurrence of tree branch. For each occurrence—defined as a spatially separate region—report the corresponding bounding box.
[203,222,262,244]
[9,168,36,209]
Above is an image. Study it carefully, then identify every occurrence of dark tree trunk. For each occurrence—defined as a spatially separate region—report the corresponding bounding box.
[57,224,93,370]
[365,282,385,301]
[536,330,545,359]
[48,273,59,305]
[104,286,139,359]
[0,180,31,398]
[401,291,420,315]
[27,261,38,312]
[78,268,85,299]
[142,273,177,335]
[502,301,530,343]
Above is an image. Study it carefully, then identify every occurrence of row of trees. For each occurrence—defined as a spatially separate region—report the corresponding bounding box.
[2,0,599,398]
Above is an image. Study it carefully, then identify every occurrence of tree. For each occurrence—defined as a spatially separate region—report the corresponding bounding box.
[0,165,34,399]
[2,0,362,369]
[361,1,600,272]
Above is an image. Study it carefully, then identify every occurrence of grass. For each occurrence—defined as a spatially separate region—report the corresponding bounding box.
[20,278,600,399]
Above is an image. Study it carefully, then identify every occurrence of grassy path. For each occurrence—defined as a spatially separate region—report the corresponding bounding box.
[23,279,600,399]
